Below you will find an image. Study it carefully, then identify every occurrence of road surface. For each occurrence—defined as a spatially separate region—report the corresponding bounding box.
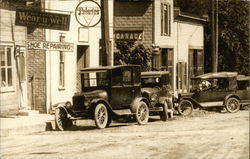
[1,110,249,159]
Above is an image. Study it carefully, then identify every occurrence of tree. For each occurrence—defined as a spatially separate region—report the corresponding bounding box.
[114,41,151,71]
[174,0,250,75]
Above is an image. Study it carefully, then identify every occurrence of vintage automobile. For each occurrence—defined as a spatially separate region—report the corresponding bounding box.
[55,65,150,130]
[236,75,250,109]
[176,72,250,116]
[141,71,174,121]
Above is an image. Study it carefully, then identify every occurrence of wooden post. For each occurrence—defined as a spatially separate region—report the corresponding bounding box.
[101,0,111,66]
[211,0,218,72]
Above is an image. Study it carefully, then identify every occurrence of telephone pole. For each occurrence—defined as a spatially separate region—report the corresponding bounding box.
[211,0,218,72]
[100,0,112,66]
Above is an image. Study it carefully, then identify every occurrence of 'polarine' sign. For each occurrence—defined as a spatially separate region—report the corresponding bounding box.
[15,9,70,31]
[75,0,101,27]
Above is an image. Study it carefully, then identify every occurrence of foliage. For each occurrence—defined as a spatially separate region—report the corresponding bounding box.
[174,0,250,75]
[114,41,151,71]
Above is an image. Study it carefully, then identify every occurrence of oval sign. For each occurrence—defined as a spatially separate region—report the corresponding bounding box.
[75,0,101,27]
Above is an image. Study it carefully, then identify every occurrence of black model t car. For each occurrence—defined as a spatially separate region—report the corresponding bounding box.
[55,65,150,130]
[141,71,174,121]
[177,72,250,116]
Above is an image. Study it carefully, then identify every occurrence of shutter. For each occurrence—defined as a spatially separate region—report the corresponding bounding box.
[197,50,204,75]
[168,4,171,35]
[161,4,163,35]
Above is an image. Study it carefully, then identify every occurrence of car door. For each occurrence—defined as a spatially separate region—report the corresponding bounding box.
[110,67,134,109]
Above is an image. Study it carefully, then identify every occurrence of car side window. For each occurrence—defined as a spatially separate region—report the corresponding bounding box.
[123,69,132,86]
[133,67,140,86]
[112,68,122,86]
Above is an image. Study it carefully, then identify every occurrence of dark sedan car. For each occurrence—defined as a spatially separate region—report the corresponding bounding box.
[55,65,150,130]
[141,71,174,121]
[176,72,250,116]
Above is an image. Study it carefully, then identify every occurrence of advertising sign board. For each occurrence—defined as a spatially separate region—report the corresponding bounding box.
[75,0,101,27]
[16,9,70,31]
[27,41,74,52]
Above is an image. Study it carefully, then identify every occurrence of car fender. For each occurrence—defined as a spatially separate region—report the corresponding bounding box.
[90,98,118,117]
[56,104,75,117]
[130,97,150,113]
[179,97,201,109]
[223,94,240,105]
[158,97,168,104]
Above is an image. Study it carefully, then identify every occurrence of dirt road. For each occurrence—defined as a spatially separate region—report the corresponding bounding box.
[1,110,249,159]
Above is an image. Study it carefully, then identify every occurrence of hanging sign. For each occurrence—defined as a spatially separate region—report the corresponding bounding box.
[15,9,70,31]
[75,0,101,27]
[27,41,74,52]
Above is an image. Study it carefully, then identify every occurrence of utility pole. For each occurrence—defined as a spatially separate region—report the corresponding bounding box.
[211,0,218,72]
[100,0,111,66]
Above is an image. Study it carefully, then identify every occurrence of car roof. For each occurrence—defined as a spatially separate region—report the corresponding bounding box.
[194,72,238,79]
[237,75,250,81]
[141,71,169,78]
[80,65,140,72]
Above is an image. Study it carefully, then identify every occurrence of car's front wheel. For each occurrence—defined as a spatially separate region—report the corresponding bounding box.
[225,97,240,113]
[94,103,110,129]
[135,101,149,125]
[178,99,194,116]
[55,107,71,131]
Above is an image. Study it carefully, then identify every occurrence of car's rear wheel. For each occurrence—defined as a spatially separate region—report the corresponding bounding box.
[160,101,168,121]
[94,103,109,129]
[55,107,70,131]
[178,99,193,116]
[225,97,240,113]
[135,101,149,125]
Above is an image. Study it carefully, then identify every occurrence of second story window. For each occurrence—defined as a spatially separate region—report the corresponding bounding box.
[161,3,171,36]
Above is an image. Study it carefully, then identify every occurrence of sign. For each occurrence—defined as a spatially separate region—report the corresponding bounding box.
[15,9,70,31]
[114,31,143,41]
[27,41,74,52]
[75,0,101,27]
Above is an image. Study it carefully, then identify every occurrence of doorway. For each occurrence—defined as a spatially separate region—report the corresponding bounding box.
[76,45,89,92]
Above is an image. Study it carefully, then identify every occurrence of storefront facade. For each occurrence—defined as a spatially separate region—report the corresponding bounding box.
[44,0,114,113]
[114,0,207,96]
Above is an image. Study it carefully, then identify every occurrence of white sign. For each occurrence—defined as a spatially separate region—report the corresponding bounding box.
[27,41,74,52]
[75,0,101,27]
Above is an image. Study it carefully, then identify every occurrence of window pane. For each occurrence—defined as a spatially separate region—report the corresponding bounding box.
[0,47,5,66]
[1,68,6,86]
[123,69,132,86]
[7,48,12,66]
[7,68,12,86]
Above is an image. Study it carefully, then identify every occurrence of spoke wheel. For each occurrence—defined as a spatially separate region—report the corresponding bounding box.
[55,107,69,131]
[135,101,149,125]
[178,100,194,116]
[94,103,109,129]
[225,97,240,113]
[160,101,168,121]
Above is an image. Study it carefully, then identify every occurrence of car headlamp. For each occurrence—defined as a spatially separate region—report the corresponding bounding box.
[150,94,157,102]
[65,101,72,108]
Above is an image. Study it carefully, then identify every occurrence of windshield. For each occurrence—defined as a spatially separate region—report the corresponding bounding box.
[141,75,170,88]
[81,70,109,89]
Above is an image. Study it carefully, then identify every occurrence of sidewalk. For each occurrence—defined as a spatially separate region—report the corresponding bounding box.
[0,112,55,137]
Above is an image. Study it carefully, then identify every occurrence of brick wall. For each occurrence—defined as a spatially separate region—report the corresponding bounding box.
[114,1,153,49]
[27,27,46,113]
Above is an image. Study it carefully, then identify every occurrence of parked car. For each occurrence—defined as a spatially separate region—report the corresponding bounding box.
[141,71,174,121]
[55,65,150,130]
[176,72,249,116]
[236,75,250,109]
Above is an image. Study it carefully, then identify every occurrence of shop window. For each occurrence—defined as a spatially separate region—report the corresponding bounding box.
[59,34,65,89]
[59,51,65,88]
[0,45,14,91]
[161,3,171,36]
[188,49,204,90]
[161,48,174,87]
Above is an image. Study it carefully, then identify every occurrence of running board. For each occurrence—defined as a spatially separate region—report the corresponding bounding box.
[200,101,224,107]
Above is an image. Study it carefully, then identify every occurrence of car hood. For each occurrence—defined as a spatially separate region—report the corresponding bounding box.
[141,87,160,95]
[74,90,108,100]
